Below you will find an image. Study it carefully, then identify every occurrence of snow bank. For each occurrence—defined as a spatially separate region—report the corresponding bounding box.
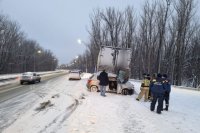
[81,73,93,79]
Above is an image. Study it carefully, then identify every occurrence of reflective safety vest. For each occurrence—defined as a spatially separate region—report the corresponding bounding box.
[142,79,150,87]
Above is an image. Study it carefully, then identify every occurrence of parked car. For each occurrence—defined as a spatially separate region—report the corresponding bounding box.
[68,71,81,80]
[86,72,134,95]
[86,73,100,92]
[86,72,117,92]
[20,72,41,84]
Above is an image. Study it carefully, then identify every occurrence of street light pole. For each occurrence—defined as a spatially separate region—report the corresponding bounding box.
[51,58,57,71]
[0,30,4,47]
[77,39,88,73]
[34,50,42,72]
[34,54,36,72]
[85,55,88,73]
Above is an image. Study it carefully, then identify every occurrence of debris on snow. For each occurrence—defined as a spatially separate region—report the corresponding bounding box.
[51,94,60,98]
[35,100,54,111]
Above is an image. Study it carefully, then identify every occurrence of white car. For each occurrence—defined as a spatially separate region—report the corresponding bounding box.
[68,71,81,80]
[86,72,134,95]
[20,72,41,84]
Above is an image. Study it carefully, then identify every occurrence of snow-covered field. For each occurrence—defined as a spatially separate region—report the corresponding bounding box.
[2,73,200,133]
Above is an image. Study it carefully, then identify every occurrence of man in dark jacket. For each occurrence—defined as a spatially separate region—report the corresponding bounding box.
[148,73,157,101]
[162,74,171,111]
[150,73,165,114]
[98,69,109,97]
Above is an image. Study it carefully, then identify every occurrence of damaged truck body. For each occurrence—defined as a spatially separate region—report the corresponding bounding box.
[87,46,134,95]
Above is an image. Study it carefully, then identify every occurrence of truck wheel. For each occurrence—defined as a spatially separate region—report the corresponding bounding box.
[129,89,134,95]
[20,81,23,85]
[90,86,98,92]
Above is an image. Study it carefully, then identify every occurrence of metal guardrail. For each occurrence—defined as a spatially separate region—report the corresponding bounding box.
[0,77,18,82]
[0,71,69,93]
[0,70,67,83]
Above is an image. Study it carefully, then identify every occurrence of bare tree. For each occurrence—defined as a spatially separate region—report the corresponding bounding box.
[0,14,58,74]
[173,0,195,85]
[156,0,171,73]
[72,0,200,88]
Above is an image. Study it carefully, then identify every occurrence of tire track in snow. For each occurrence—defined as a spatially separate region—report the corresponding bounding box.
[38,95,79,133]
[0,75,67,133]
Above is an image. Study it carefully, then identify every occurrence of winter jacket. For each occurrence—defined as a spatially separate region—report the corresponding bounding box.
[150,78,165,94]
[141,79,150,87]
[98,71,109,86]
[163,79,171,93]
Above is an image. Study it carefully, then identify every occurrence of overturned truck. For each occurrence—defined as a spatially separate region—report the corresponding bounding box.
[96,46,134,95]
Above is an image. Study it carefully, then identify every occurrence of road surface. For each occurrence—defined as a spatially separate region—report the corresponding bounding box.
[0,74,83,132]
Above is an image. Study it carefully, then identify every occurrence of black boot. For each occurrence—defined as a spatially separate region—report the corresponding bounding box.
[164,106,168,111]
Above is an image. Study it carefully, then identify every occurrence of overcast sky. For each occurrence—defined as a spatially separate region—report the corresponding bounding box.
[1,0,198,65]
[0,0,147,64]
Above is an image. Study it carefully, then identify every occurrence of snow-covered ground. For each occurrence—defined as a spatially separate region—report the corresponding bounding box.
[2,73,200,133]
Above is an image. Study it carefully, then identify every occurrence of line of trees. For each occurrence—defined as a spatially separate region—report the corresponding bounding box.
[71,0,200,88]
[0,14,58,74]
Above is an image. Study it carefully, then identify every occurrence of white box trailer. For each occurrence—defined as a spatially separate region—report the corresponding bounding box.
[97,46,134,95]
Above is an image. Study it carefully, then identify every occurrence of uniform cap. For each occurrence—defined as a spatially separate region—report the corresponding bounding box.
[162,74,168,78]
[157,73,162,78]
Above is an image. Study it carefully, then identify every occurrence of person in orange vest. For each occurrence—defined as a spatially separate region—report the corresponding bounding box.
[136,74,151,102]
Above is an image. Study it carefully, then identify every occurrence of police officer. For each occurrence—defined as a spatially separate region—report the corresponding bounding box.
[148,73,157,101]
[150,73,165,114]
[162,74,171,111]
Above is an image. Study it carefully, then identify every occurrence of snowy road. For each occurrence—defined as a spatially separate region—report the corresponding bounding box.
[0,74,86,133]
[1,73,200,133]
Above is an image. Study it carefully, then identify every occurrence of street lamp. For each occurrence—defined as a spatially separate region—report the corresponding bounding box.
[0,30,4,34]
[51,58,57,71]
[77,39,88,73]
[34,50,42,72]
[0,30,5,44]
[77,39,82,45]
